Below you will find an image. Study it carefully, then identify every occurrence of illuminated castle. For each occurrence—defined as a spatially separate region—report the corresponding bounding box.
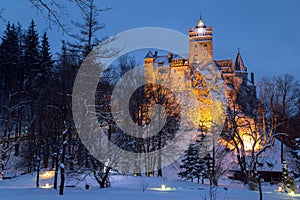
[144,17,258,118]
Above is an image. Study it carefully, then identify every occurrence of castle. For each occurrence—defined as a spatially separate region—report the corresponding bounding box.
[143,17,258,118]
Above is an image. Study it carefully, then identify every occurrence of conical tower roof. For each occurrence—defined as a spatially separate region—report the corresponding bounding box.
[196,16,206,28]
[235,48,247,71]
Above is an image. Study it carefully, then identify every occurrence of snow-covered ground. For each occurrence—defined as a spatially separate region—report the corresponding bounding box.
[0,172,299,200]
[1,138,299,199]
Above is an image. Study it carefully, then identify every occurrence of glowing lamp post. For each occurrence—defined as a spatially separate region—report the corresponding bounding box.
[41,183,52,189]
[289,190,295,196]
[150,184,175,191]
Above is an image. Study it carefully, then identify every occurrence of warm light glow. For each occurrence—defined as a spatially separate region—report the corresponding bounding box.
[40,171,55,179]
[243,135,254,151]
[41,183,52,189]
[234,116,261,152]
[241,134,261,152]
[197,27,204,34]
[288,191,295,196]
[150,184,175,191]
[277,186,283,192]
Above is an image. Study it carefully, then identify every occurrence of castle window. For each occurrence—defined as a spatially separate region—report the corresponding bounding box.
[158,69,167,73]
[158,62,164,66]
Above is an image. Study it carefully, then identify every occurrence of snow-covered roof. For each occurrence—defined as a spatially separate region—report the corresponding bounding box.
[153,54,181,67]
[224,138,296,172]
[154,56,169,64]
[145,50,154,58]
[256,139,295,172]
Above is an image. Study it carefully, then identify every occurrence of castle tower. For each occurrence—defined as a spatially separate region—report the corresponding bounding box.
[188,17,213,64]
[234,49,248,86]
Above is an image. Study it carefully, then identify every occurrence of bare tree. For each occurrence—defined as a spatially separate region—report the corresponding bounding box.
[258,74,299,161]
[222,75,284,200]
[0,118,34,180]
[0,1,110,37]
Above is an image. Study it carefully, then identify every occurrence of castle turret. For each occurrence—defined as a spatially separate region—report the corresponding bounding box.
[188,16,213,64]
[235,48,247,72]
[234,49,248,85]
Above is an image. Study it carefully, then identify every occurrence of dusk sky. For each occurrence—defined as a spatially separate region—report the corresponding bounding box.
[1,0,300,81]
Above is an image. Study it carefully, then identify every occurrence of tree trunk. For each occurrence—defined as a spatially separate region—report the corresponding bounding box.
[0,150,4,180]
[281,136,284,162]
[157,139,162,177]
[212,137,216,186]
[91,158,111,188]
[36,162,40,187]
[59,131,67,195]
[53,152,59,189]
[258,178,263,200]
[59,164,65,195]
[53,132,60,190]
[99,168,111,188]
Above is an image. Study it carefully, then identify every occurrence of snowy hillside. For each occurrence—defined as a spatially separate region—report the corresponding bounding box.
[0,172,299,200]
[1,138,299,200]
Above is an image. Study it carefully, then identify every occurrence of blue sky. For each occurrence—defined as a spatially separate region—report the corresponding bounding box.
[0,0,300,81]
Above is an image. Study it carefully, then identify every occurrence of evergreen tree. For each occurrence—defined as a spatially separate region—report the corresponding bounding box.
[178,143,208,183]
[0,22,25,178]
[292,138,300,176]
[41,32,54,77]
[0,22,19,97]
[0,22,21,137]
[22,20,54,184]
[16,22,25,89]
[24,20,41,88]
[282,160,295,193]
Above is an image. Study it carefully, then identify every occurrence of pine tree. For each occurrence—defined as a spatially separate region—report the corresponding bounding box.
[292,138,300,176]
[0,22,20,99]
[0,22,23,143]
[0,22,20,179]
[282,160,295,193]
[0,23,23,178]
[16,22,25,89]
[41,32,54,77]
[22,20,46,184]
[24,20,40,83]
[178,143,208,183]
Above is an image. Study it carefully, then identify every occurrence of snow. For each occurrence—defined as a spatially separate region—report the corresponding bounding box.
[0,172,299,200]
[223,138,296,172]
[62,129,68,135]
[257,139,296,172]
[0,142,298,199]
